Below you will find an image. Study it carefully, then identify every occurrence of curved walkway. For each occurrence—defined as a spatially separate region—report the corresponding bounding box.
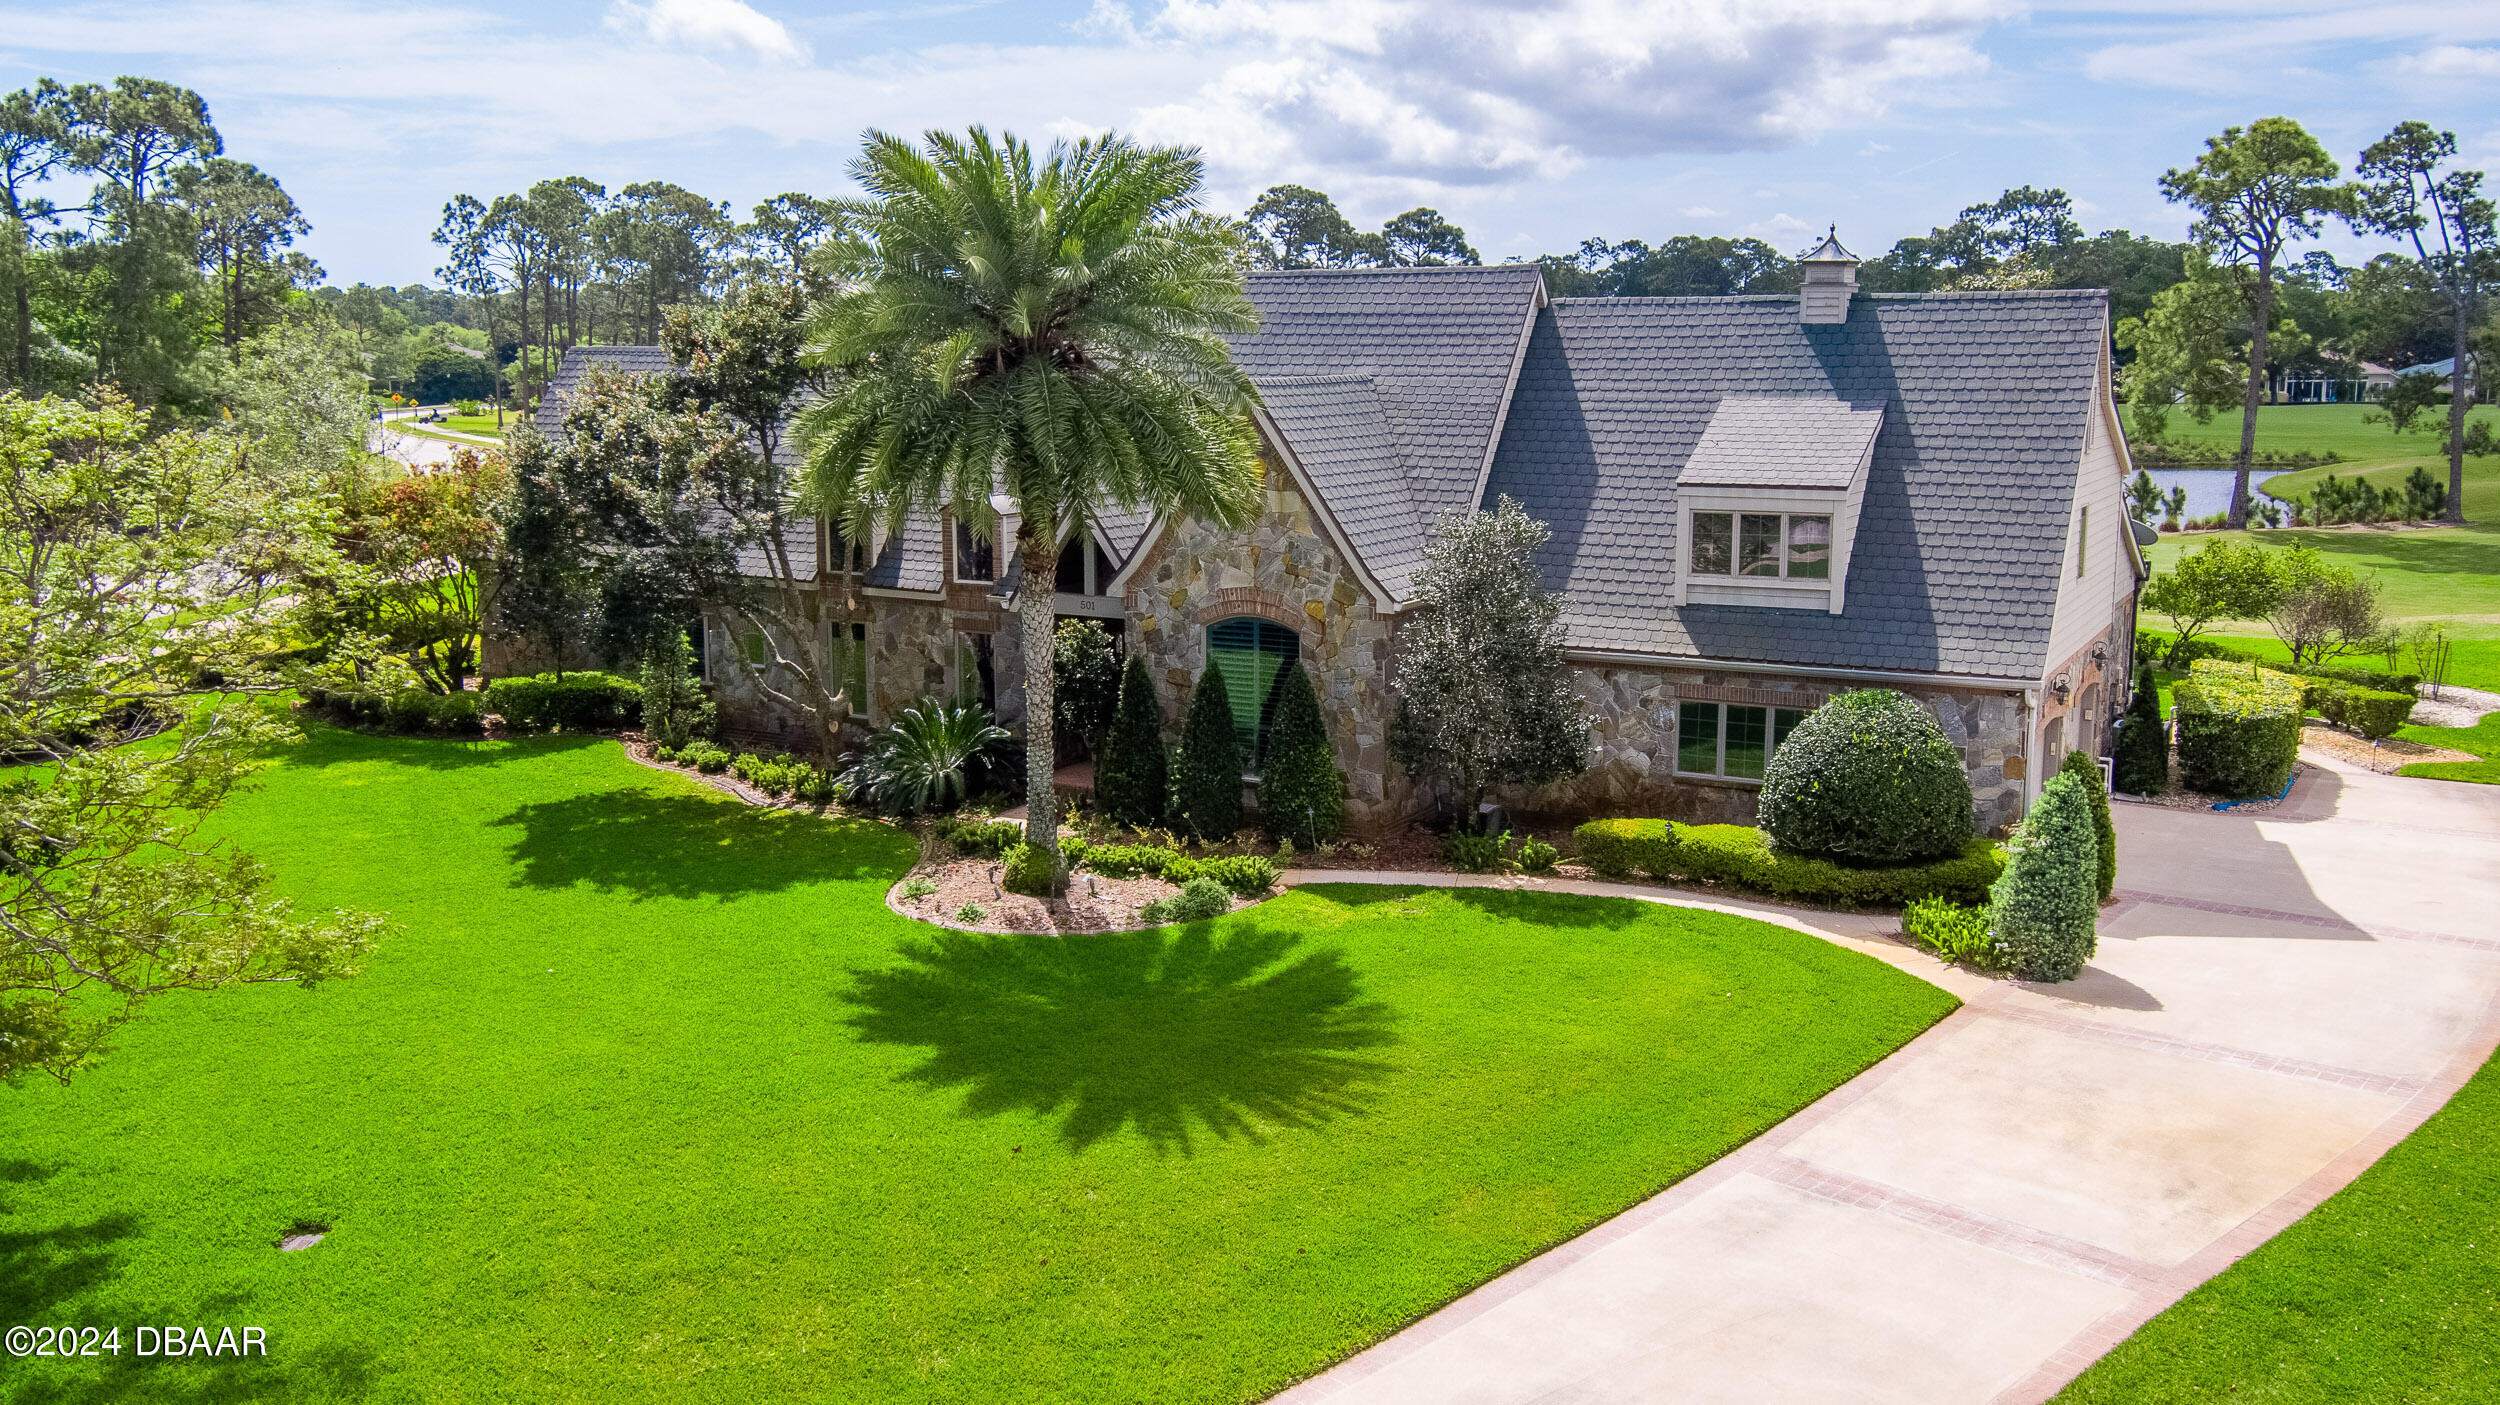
[1273,757,2500,1404]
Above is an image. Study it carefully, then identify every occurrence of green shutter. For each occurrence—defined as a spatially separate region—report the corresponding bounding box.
[1205,617,1300,768]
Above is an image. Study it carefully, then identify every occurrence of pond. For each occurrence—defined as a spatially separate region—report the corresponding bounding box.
[2135,469,2288,520]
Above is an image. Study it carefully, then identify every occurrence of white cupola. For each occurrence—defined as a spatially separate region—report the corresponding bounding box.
[1799,226,1859,324]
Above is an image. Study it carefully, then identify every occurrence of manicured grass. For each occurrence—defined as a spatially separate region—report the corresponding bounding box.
[2398,711,2500,785]
[2057,1042,2500,1402]
[2150,401,2500,464]
[0,727,1955,1403]
[2134,404,2500,692]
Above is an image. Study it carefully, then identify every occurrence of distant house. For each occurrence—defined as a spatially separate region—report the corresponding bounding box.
[532,234,2144,834]
[2395,354,2477,392]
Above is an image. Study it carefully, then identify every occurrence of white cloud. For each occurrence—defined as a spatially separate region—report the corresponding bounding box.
[2408,44,2500,77]
[604,0,807,64]
[1680,205,1724,218]
[1127,0,2011,186]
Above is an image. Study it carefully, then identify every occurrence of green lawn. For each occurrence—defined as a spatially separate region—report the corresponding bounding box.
[0,727,1954,1403]
[2057,1042,2500,1402]
[2398,711,2500,785]
[2151,401,2500,464]
[2133,404,2500,693]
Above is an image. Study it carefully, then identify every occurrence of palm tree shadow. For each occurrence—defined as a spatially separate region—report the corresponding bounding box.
[489,791,912,899]
[842,923,1400,1154]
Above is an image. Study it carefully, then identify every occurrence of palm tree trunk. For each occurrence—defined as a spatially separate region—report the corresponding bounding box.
[1017,525,1063,891]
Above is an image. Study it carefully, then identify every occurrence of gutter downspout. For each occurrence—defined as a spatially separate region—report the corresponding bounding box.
[2020,687,2041,815]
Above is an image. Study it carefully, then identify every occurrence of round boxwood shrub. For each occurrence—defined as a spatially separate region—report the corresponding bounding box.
[1757,689,1973,864]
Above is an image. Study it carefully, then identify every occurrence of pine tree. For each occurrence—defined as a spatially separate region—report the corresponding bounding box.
[1172,664,1245,840]
[1988,772,2101,982]
[2061,749,2118,900]
[2114,667,2169,796]
[1093,654,1168,828]
[639,630,715,750]
[1257,665,1346,846]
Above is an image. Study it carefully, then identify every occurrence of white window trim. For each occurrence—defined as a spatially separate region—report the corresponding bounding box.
[1672,700,1809,785]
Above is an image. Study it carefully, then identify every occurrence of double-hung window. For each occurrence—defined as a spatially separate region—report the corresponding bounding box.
[825,620,869,715]
[1676,701,1808,782]
[1688,512,1831,581]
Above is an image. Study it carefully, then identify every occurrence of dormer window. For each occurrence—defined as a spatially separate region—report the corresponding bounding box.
[1689,512,1831,581]
[1673,395,1882,615]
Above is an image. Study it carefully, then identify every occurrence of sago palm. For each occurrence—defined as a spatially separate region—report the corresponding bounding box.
[796,127,1264,889]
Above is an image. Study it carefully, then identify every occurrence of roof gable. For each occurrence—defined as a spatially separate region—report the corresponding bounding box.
[1482,290,2110,679]
[1229,265,1544,525]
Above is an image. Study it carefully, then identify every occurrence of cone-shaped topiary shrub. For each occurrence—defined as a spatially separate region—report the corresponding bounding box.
[1256,665,1346,846]
[1093,655,1169,828]
[2113,666,2169,796]
[2061,748,2117,900]
[1757,689,1973,864]
[1172,665,1245,840]
[1988,770,2100,982]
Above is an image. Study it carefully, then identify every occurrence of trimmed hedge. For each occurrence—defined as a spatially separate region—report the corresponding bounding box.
[1570,819,2006,907]
[1757,689,1974,864]
[1575,818,1675,880]
[2311,681,2415,741]
[1078,843,1179,879]
[483,671,642,731]
[2174,660,2303,798]
[305,687,482,736]
[1165,853,1277,895]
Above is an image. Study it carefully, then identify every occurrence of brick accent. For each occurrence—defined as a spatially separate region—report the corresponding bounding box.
[1675,683,1832,710]
[1192,587,1323,647]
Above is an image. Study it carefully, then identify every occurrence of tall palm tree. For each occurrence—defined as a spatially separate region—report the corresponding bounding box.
[797,127,1263,888]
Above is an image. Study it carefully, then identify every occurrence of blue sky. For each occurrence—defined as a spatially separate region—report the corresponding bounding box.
[4,0,2497,287]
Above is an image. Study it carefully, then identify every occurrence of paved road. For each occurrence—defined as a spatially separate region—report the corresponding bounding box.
[1274,755,2500,1404]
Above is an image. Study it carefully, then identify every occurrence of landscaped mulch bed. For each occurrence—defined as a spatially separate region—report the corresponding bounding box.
[2119,753,2308,814]
[886,856,1269,934]
[2300,726,2476,775]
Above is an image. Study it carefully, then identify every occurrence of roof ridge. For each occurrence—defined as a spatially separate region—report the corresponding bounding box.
[1552,288,2109,306]
[1258,372,1380,388]
[1246,264,1541,278]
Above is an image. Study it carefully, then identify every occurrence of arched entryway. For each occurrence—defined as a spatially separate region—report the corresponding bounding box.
[1206,616,1302,772]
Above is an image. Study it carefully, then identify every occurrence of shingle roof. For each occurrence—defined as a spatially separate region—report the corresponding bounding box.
[1257,375,1428,599]
[1230,265,1543,524]
[532,345,674,440]
[1481,290,2108,679]
[1676,395,1885,489]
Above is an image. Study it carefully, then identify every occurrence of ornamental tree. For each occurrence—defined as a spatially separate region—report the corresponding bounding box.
[1389,497,1589,827]
[2140,537,2287,664]
[1172,666,1244,841]
[1093,654,1169,829]
[2,392,378,1084]
[1258,665,1346,847]
[1988,771,2101,983]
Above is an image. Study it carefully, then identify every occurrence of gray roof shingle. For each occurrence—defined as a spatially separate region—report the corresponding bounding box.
[1229,265,1543,525]
[1257,374,1427,600]
[1676,395,1885,489]
[1481,290,2108,679]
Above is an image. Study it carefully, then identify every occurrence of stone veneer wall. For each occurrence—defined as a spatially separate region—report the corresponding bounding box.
[1526,663,2034,834]
[1121,469,1408,829]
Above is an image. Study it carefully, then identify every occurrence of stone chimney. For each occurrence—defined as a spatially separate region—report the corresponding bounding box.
[1799,226,1859,324]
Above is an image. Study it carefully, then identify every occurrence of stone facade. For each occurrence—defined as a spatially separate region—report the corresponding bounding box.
[1524,662,2034,834]
[1121,466,1409,829]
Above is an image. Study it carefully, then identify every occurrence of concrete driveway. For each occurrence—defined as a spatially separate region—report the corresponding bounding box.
[1274,757,2500,1404]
